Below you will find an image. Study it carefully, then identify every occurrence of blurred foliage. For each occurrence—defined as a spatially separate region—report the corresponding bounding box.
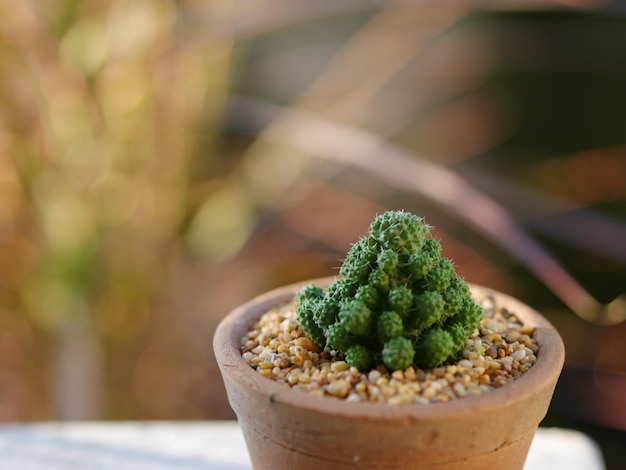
[0,0,236,420]
[0,6,625,461]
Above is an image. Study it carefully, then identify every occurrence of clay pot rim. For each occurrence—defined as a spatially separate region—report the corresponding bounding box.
[213,277,565,422]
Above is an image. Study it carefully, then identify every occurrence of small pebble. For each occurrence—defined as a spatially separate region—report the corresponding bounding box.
[511,350,526,361]
[327,380,351,398]
[368,370,382,382]
[332,361,350,372]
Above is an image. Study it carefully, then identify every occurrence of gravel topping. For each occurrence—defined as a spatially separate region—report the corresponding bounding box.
[240,294,538,404]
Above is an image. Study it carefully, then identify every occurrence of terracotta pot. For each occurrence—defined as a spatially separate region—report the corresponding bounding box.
[213,278,565,470]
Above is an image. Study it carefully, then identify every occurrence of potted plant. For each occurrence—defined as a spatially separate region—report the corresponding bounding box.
[214,211,565,469]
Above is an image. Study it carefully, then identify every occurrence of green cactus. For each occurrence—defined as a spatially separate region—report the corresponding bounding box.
[296,296,326,348]
[414,328,454,368]
[377,311,403,342]
[295,210,483,371]
[345,344,373,371]
[382,337,415,370]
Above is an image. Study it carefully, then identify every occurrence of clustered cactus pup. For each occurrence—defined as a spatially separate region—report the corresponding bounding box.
[296,210,483,371]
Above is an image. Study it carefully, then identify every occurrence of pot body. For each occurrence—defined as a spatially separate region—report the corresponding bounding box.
[213,278,565,470]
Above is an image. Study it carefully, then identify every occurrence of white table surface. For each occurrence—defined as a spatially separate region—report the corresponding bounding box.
[0,421,605,469]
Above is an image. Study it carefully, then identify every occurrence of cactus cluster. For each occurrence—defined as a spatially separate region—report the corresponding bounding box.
[295,211,483,371]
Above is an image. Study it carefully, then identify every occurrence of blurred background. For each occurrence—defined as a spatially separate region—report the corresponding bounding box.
[0,0,624,467]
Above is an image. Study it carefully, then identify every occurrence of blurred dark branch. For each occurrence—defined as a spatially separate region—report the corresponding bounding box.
[221,0,479,209]
[226,96,625,326]
[219,0,625,325]
[196,0,619,40]
[456,165,626,265]
[204,0,387,39]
